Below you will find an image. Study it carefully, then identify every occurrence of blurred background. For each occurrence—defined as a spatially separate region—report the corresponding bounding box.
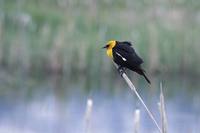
[0,0,200,133]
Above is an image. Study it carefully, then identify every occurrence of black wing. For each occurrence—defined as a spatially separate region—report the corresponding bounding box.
[121,41,132,46]
[113,42,143,68]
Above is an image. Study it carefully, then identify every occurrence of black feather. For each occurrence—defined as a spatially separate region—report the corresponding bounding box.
[112,41,150,84]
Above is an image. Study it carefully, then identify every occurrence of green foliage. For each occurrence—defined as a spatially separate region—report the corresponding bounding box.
[0,0,200,77]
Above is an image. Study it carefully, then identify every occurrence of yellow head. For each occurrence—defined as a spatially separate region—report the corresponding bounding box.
[102,40,116,58]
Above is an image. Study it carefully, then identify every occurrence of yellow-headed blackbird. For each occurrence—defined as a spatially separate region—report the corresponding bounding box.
[103,40,151,84]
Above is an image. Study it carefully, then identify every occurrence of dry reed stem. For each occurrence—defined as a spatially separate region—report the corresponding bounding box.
[113,62,162,133]
[158,83,168,133]
[133,109,140,133]
[84,98,93,133]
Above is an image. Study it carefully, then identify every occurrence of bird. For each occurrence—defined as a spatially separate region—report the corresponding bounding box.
[102,40,151,84]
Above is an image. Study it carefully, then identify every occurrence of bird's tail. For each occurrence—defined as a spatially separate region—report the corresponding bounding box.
[136,68,151,84]
[142,72,151,84]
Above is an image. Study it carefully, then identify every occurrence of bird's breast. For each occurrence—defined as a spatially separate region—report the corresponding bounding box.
[106,48,113,58]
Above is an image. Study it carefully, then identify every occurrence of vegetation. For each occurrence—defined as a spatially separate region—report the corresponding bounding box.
[0,0,200,77]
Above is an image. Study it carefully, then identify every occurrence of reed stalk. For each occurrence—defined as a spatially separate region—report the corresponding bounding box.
[113,62,162,133]
[133,109,140,133]
[84,98,93,133]
[158,83,168,133]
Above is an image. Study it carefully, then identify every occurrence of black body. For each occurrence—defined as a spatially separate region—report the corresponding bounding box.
[113,41,151,84]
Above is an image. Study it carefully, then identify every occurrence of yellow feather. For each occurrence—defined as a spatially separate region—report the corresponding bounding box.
[107,48,113,58]
[106,40,116,58]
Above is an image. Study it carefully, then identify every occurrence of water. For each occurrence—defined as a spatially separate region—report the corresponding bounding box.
[0,71,199,133]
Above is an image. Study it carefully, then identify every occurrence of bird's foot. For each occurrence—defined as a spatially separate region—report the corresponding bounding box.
[117,66,126,77]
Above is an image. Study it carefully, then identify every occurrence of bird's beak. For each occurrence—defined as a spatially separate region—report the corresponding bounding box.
[102,45,107,49]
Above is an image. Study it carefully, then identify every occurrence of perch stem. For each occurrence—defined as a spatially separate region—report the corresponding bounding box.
[113,63,162,133]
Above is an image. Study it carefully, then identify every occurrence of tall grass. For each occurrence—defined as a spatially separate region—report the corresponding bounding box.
[0,0,200,77]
